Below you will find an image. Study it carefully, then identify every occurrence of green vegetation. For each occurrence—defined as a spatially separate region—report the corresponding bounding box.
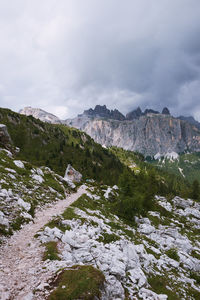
[165,248,180,262]
[46,217,70,232]
[48,265,105,300]
[62,207,79,220]
[44,173,65,196]
[148,274,181,300]
[97,232,120,244]
[190,272,200,285]
[0,224,12,236]
[43,241,61,261]
[110,146,191,199]
[191,250,200,260]
[114,167,168,222]
[11,216,29,231]
[0,108,124,185]
[149,152,200,183]
[191,180,200,201]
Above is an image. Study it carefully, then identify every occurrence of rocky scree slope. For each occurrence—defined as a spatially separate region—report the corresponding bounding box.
[0,184,87,300]
[0,147,73,243]
[35,183,200,299]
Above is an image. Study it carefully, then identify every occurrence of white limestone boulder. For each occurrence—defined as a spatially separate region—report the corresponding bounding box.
[17,198,31,211]
[64,164,82,184]
[13,160,25,169]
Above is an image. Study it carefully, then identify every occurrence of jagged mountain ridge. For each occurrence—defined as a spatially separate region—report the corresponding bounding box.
[19,105,171,123]
[19,105,200,157]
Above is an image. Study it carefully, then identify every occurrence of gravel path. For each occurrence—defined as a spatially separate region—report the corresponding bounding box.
[0,185,87,300]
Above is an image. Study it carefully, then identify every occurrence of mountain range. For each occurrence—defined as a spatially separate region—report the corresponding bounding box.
[20,105,200,157]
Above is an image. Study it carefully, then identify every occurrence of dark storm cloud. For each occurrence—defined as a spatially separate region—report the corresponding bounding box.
[0,0,200,119]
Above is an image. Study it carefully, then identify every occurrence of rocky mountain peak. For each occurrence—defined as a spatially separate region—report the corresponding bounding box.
[19,107,61,124]
[83,105,125,121]
[126,106,142,120]
[126,107,161,120]
[162,107,170,115]
[144,108,160,115]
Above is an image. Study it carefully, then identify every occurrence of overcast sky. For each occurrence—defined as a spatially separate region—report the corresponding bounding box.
[0,0,200,119]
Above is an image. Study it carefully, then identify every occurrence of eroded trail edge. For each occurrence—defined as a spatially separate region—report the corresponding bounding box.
[0,185,87,300]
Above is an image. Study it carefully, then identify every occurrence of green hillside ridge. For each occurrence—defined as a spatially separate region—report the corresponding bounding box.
[0,107,123,185]
[149,152,200,183]
[110,146,193,200]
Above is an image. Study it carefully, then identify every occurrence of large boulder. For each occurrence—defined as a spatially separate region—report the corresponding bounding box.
[64,164,82,187]
[162,107,170,115]
[0,124,13,150]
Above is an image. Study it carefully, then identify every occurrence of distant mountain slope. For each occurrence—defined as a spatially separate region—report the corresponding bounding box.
[150,152,200,183]
[66,112,200,157]
[19,107,61,124]
[19,105,200,157]
[178,115,200,130]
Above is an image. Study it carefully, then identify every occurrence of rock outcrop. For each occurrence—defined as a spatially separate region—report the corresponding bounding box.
[19,107,61,124]
[162,107,170,115]
[0,124,13,150]
[64,164,82,188]
[126,106,142,120]
[83,105,125,121]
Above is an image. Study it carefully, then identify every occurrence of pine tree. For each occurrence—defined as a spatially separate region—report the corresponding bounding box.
[191,180,200,201]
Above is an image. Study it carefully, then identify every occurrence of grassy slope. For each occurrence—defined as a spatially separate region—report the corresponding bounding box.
[48,265,105,300]
[0,108,123,185]
[110,146,191,198]
[149,152,200,183]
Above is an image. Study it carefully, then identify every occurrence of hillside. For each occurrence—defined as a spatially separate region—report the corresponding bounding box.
[34,183,200,299]
[0,107,200,299]
[0,148,71,243]
[109,146,191,199]
[149,152,200,183]
[0,108,123,185]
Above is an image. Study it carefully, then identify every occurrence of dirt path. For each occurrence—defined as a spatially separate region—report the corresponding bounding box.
[0,185,87,300]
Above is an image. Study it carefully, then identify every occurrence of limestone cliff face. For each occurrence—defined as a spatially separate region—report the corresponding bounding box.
[66,114,200,156]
